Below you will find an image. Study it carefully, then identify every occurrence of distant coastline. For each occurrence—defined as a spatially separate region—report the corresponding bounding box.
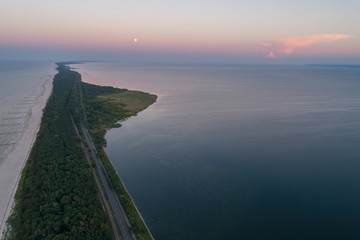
[306,64,360,68]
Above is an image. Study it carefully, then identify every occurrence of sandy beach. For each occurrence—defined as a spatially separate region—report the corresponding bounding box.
[0,74,53,237]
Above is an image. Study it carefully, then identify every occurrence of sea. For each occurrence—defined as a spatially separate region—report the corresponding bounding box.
[75,62,360,239]
[0,61,55,163]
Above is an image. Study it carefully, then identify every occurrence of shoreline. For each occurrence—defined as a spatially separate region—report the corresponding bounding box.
[69,62,155,239]
[0,74,53,238]
[2,62,155,238]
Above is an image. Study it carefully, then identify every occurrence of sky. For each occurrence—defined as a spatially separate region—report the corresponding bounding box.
[1,0,360,63]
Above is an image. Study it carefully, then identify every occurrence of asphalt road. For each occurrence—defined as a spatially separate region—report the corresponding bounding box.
[65,71,136,240]
[80,122,136,240]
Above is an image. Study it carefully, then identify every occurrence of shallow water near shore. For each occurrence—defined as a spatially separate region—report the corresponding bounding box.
[0,61,55,163]
[76,62,360,240]
[0,60,55,235]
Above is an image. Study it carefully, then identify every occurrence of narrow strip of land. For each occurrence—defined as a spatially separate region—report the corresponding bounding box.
[66,73,135,240]
[6,64,112,239]
[73,65,157,240]
[65,88,122,240]
[5,62,156,239]
[65,63,156,239]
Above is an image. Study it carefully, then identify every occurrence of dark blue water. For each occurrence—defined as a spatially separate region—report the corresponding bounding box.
[76,63,360,240]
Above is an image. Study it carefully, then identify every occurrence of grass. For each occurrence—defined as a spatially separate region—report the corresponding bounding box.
[80,82,157,240]
[97,91,157,117]
[6,64,156,240]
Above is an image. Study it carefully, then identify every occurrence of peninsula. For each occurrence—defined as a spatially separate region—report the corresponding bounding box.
[4,63,156,240]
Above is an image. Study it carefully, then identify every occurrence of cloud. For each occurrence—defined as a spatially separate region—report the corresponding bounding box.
[261,34,352,58]
[266,51,277,59]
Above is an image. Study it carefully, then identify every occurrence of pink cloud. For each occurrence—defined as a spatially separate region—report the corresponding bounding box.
[266,51,277,59]
[261,34,352,58]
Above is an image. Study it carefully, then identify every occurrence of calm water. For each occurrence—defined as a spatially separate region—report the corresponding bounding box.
[0,61,55,162]
[75,62,360,240]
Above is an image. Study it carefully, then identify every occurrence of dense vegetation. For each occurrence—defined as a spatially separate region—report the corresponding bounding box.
[79,80,157,240]
[8,64,112,239]
[7,63,156,240]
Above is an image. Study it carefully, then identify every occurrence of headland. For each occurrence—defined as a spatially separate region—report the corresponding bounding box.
[2,62,156,240]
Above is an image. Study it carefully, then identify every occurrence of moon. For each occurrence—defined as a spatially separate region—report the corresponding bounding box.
[134,38,138,42]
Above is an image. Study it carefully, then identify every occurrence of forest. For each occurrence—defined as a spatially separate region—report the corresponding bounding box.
[8,64,112,239]
[77,74,157,240]
[8,63,156,240]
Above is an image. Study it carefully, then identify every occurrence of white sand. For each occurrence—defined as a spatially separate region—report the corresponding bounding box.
[0,76,53,238]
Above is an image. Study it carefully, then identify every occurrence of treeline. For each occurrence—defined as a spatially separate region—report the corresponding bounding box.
[79,80,156,240]
[80,82,128,147]
[9,64,112,239]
